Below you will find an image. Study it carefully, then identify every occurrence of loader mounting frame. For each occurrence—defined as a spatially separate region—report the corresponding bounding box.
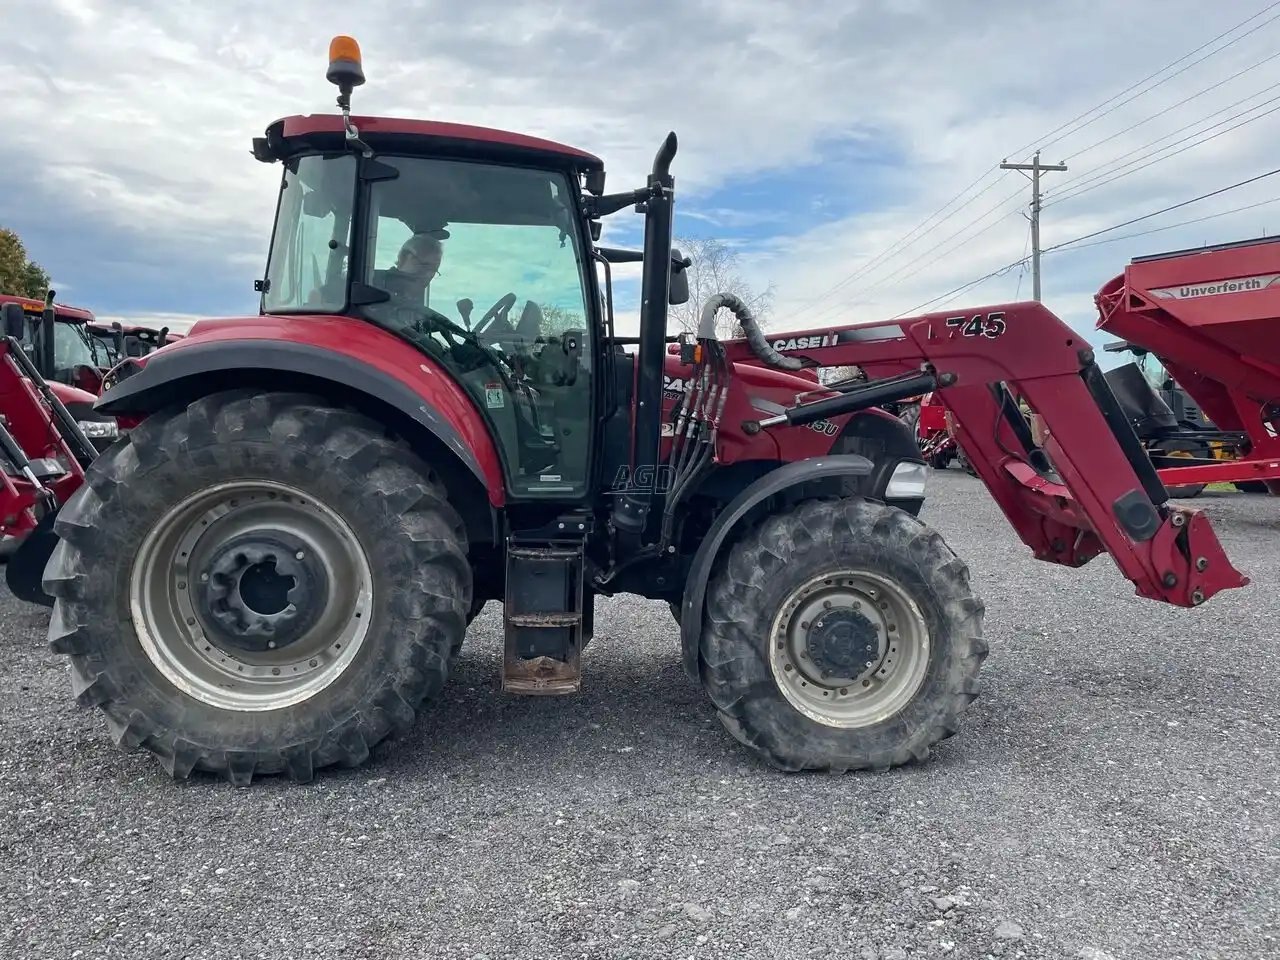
[725,300,1247,608]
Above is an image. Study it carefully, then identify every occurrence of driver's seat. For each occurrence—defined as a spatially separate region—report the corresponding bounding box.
[514,300,543,346]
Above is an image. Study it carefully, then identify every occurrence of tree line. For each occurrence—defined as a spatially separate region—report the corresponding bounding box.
[0,227,51,300]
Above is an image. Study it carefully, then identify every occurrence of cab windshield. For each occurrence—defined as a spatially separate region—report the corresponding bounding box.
[1136,353,1171,392]
[260,152,596,498]
[16,317,103,373]
[53,321,101,371]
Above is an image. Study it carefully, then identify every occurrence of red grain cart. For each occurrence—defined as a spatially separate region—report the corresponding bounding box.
[1096,236,1280,494]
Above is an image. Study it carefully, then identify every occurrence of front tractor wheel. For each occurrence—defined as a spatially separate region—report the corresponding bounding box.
[43,391,471,785]
[699,498,986,772]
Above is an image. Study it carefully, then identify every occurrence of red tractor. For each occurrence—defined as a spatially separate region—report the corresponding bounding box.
[0,292,120,446]
[0,293,118,565]
[1,302,98,572]
[35,38,1245,785]
[87,320,181,365]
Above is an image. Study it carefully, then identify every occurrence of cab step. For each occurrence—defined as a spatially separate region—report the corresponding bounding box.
[502,528,591,695]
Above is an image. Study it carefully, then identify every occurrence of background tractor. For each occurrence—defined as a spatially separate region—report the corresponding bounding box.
[0,292,119,448]
[1,301,98,574]
[34,38,1244,785]
[1103,339,1268,497]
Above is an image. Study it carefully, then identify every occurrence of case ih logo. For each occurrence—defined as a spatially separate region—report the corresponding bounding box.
[1149,273,1280,300]
[663,375,691,400]
[770,326,904,353]
[772,334,836,351]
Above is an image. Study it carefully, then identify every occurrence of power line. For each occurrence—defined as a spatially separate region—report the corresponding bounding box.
[1047,82,1280,200]
[827,186,1027,313]
[1014,219,1033,299]
[1007,2,1280,160]
[1000,152,1069,300]
[888,172,1280,318]
[1044,166,1280,252]
[796,166,1007,312]
[1044,195,1280,253]
[792,4,1280,321]
[1047,98,1280,207]
[890,257,1028,319]
[851,207,1023,307]
[1060,53,1280,163]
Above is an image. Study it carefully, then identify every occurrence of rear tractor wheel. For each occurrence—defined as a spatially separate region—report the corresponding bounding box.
[698,497,986,771]
[43,391,471,785]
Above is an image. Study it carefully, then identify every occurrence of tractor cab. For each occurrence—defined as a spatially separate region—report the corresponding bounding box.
[0,292,107,391]
[254,116,606,498]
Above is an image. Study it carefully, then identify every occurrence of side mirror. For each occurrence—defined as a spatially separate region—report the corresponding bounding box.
[2,302,24,339]
[668,248,690,306]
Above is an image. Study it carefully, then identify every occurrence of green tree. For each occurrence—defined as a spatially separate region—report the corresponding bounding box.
[0,227,52,299]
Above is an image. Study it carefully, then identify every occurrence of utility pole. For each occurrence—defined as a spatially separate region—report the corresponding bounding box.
[1000,151,1067,301]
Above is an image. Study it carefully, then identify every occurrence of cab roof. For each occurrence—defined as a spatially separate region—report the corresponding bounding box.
[254,113,604,175]
[0,292,95,324]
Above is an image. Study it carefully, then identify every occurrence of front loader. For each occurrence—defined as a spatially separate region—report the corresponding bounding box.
[1,302,98,586]
[36,38,1247,785]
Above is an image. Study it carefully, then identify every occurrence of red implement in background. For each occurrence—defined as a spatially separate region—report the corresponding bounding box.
[723,301,1248,608]
[915,392,956,466]
[1096,236,1280,492]
[0,336,95,540]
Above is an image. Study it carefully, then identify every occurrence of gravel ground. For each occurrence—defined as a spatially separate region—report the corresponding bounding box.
[1,470,1276,960]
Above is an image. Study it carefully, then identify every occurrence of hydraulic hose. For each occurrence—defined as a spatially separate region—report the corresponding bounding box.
[697,292,802,370]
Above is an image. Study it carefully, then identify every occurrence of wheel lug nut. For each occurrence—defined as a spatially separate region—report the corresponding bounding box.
[822,601,832,609]
[295,551,305,560]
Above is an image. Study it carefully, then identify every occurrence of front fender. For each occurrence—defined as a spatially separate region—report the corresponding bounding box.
[95,317,505,505]
[678,454,874,680]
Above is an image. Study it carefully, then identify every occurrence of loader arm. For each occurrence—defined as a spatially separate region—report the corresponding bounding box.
[724,301,1248,607]
[0,337,92,540]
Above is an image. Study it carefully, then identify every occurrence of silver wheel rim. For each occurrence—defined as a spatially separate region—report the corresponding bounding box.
[768,569,930,728]
[130,480,373,712]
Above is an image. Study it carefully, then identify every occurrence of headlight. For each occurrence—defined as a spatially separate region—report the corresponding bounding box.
[78,419,120,440]
[885,460,927,499]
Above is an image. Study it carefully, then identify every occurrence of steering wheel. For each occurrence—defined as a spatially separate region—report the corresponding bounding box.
[411,304,520,384]
[475,292,518,336]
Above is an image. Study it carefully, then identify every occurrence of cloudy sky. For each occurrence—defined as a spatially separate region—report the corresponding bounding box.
[5,0,1280,360]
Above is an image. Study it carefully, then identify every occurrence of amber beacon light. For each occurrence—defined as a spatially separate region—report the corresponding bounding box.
[326,36,365,90]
